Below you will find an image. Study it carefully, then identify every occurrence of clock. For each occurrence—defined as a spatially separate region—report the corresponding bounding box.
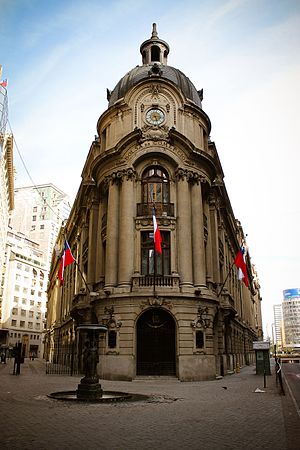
[145,108,165,125]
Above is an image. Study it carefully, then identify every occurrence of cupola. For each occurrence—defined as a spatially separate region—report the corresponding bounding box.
[140,23,170,65]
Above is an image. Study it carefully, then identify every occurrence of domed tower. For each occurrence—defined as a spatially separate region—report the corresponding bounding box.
[46,25,262,381]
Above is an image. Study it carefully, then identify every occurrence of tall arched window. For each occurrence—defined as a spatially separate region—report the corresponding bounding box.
[142,166,169,203]
[151,45,160,62]
[139,166,172,217]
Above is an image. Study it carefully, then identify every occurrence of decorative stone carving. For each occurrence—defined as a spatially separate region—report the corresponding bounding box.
[212,175,224,186]
[175,168,206,184]
[134,85,176,126]
[102,306,122,329]
[135,217,176,230]
[208,190,222,209]
[140,124,169,142]
[148,65,163,77]
[104,168,136,185]
[140,297,173,310]
[191,306,211,329]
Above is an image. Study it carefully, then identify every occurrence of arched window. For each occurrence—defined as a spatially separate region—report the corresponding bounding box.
[142,166,169,204]
[151,45,160,62]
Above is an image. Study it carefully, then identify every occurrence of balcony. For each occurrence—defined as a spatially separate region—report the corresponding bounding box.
[132,274,180,292]
[137,202,174,217]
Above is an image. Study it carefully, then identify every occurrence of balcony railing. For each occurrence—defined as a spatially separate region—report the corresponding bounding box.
[137,202,174,217]
[132,274,180,292]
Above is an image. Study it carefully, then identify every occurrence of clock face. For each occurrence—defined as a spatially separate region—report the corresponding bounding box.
[146,108,165,125]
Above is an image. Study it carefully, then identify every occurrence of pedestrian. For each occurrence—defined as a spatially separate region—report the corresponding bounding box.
[1,351,6,363]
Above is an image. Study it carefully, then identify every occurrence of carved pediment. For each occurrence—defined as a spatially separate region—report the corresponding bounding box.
[140,124,170,142]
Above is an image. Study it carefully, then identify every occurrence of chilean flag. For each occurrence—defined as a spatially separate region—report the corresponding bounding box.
[58,240,75,286]
[234,245,248,287]
[153,211,162,254]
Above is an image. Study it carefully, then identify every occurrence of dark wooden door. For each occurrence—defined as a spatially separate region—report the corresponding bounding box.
[137,308,176,376]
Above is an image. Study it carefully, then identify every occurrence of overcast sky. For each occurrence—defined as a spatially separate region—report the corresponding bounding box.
[1,0,300,335]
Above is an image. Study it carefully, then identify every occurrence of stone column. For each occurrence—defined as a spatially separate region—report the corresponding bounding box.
[208,191,220,284]
[104,179,119,290]
[191,177,206,287]
[95,195,105,285]
[74,236,80,294]
[87,196,99,286]
[204,201,213,284]
[79,224,88,291]
[118,170,135,290]
[176,169,193,290]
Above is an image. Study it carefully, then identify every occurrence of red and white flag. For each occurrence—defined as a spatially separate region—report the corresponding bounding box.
[58,240,75,286]
[153,211,162,254]
[234,245,248,287]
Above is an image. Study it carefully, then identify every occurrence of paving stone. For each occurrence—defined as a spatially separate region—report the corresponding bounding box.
[0,359,298,449]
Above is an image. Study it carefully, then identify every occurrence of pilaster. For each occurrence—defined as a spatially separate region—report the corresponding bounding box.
[191,176,206,288]
[118,169,136,291]
[208,190,220,284]
[176,168,193,291]
[87,193,99,286]
[104,178,120,290]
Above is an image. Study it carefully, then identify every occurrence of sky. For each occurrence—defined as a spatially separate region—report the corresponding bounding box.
[1,0,300,336]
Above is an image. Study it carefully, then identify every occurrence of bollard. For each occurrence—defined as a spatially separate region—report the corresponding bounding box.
[263,370,266,388]
[236,363,240,373]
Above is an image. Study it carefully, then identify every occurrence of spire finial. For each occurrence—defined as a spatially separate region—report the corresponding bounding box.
[152,23,158,38]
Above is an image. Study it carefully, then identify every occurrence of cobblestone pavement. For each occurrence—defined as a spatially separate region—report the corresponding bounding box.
[0,358,299,450]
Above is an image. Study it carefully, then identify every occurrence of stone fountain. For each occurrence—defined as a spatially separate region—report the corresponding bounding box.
[48,323,147,403]
[76,324,107,400]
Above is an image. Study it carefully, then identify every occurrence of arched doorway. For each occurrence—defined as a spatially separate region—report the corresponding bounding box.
[136,308,176,376]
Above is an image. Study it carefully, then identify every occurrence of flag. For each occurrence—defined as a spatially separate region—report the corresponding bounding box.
[234,245,248,287]
[58,240,75,286]
[0,79,7,88]
[153,211,162,254]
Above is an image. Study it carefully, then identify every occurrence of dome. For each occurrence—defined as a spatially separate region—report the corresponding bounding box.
[108,64,202,108]
[107,24,202,108]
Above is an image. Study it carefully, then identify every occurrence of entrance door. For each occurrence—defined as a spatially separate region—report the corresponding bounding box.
[136,308,176,376]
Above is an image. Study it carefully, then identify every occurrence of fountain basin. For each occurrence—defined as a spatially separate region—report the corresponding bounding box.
[48,390,149,403]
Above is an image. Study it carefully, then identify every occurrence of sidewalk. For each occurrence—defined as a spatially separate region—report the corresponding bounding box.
[0,358,299,450]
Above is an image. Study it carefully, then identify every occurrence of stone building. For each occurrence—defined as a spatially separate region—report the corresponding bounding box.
[1,229,47,357]
[45,25,263,381]
[0,66,14,346]
[10,184,71,268]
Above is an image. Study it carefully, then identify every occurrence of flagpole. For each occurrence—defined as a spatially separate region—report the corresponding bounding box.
[74,260,90,293]
[153,202,156,296]
[60,234,90,293]
[217,260,235,298]
[58,281,64,364]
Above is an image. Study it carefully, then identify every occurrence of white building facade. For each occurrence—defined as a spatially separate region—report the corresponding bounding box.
[10,184,70,268]
[273,304,283,351]
[0,184,70,354]
[1,230,47,357]
[0,66,14,347]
